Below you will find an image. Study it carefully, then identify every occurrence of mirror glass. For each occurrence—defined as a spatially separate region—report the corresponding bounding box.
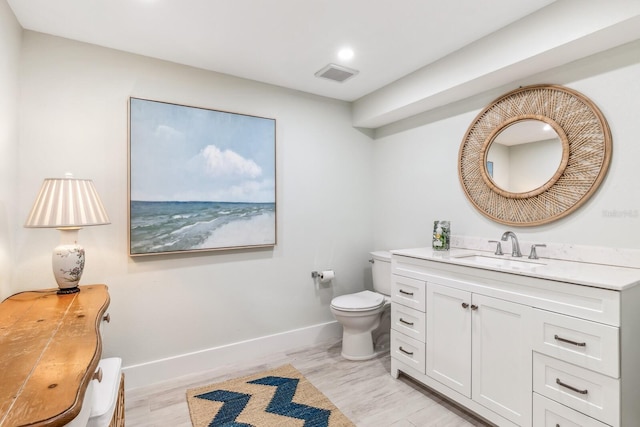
[486,120,563,193]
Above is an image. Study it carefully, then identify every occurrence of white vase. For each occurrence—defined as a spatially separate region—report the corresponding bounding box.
[52,228,85,294]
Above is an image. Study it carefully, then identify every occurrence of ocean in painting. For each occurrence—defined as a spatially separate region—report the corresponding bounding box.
[130,201,275,254]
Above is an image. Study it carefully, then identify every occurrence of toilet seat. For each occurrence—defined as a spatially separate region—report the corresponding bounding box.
[331,290,385,312]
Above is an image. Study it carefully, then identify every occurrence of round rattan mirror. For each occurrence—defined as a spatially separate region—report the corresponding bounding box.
[459,84,611,226]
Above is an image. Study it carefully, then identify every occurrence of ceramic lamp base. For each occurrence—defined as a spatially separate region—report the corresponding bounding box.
[52,228,85,294]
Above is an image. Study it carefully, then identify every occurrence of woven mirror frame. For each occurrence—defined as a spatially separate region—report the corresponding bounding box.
[458,84,612,226]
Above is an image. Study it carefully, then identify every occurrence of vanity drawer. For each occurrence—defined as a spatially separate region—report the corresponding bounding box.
[390,330,425,374]
[532,308,619,377]
[533,393,610,427]
[533,353,619,426]
[391,275,426,312]
[391,304,425,342]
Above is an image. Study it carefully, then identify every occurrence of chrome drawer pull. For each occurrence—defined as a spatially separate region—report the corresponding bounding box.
[556,378,588,395]
[554,334,586,347]
[399,346,414,356]
[399,289,414,296]
[399,318,414,326]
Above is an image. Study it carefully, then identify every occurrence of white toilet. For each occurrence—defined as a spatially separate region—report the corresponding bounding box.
[330,251,391,360]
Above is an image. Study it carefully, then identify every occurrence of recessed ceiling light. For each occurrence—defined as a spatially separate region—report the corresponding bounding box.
[543,124,552,131]
[338,48,354,61]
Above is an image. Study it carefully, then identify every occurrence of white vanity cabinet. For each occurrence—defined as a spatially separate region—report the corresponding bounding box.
[427,283,532,426]
[390,250,640,427]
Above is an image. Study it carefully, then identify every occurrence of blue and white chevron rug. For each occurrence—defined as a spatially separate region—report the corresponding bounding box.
[186,364,355,427]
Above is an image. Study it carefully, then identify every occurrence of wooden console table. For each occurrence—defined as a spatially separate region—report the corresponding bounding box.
[0,285,110,427]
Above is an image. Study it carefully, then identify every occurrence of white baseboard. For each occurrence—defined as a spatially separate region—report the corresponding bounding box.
[122,320,342,390]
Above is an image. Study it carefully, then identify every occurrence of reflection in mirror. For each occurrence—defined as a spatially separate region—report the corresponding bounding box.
[486,120,562,193]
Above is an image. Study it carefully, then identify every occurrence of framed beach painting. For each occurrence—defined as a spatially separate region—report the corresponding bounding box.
[128,97,276,256]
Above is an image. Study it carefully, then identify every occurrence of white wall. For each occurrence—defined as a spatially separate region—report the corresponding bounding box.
[15,32,374,382]
[0,0,21,300]
[372,40,640,251]
[488,139,562,193]
[509,139,562,193]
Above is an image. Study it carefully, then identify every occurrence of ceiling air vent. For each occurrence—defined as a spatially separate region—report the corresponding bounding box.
[315,63,359,83]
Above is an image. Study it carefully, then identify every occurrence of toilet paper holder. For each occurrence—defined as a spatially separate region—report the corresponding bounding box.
[311,270,334,280]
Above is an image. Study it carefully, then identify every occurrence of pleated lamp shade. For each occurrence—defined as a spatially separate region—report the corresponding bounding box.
[24,175,110,294]
[24,177,110,228]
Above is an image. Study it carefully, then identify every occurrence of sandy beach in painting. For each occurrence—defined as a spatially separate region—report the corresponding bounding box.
[194,212,275,249]
[130,201,275,254]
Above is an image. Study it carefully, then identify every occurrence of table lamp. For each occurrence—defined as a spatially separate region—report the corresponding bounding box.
[24,173,110,294]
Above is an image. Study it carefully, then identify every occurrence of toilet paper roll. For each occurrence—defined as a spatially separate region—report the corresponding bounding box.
[319,270,335,283]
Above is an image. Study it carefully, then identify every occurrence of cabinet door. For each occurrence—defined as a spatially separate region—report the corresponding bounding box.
[472,294,532,427]
[426,283,472,397]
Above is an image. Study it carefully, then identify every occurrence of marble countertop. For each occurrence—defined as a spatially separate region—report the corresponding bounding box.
[391,247,640,291]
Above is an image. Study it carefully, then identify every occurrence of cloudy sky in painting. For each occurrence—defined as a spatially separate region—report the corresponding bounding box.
[129,98,275,203]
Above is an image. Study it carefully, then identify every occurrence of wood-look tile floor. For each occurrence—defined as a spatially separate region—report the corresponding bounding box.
[125,339,494,426]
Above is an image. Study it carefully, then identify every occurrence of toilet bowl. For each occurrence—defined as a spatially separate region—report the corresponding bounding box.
[330,251,391,360]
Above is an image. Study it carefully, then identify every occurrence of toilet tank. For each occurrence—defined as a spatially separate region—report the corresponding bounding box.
[370,251,391,296]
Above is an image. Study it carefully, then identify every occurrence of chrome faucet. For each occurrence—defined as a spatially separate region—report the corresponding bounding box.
[501,231,522,257]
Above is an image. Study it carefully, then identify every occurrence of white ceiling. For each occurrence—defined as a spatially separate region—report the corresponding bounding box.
[7,0,556,102]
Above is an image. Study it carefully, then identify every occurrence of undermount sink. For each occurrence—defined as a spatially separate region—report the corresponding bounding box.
[452,254,545,271]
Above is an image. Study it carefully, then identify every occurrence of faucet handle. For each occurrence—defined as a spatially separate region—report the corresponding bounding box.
[528,244,547,260]
[488,240,504,256]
